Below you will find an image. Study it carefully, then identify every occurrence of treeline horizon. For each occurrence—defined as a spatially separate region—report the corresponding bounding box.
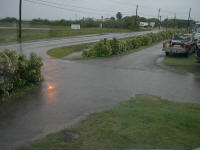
[0,12,196,30]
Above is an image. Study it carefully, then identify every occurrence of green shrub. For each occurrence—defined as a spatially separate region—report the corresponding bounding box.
[126,40,133,50]
[110,38,120,55]
[119,41,128,53]
[83,39,112,57]
[131,37,142,49]
[93,42,111,57]
[83,29,183,59]
[82,50,89,57]
[0,50,43,102]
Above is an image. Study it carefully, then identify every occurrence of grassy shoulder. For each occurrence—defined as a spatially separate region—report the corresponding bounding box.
[47,43,94,59]
[0,27,133,45]
[21,94,200,150]
[163,54,200,75]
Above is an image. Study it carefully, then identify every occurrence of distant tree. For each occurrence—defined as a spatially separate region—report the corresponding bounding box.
[161,18,195,29]
[110,17,115,21]
[116,12,122,20]
[0,17,18,23]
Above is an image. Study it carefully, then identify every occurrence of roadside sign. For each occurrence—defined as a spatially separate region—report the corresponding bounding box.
[71,24,80,30]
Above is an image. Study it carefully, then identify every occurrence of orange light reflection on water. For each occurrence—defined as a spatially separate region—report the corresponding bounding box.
[46,82,57,104]
[48,85,54,90]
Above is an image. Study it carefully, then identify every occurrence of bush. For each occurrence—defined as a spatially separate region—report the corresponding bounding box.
[131,37,142,49]
[110,38,120,55]
[82,29,183,58]
[82,39,112,57]
[0,50,43,102]
[119,41,128,53]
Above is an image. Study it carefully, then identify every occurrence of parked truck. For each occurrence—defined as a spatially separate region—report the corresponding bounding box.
[196,35,200,62]
[162,34,196,57]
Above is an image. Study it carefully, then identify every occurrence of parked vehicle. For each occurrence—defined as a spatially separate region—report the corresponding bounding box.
[193,22,200,41]
[196,35,200,62]
[162,34,196,57]
[193,22,200,49]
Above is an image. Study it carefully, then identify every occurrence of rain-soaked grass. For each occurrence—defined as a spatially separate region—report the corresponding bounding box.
[163,53,200,75]
[0,27,132,45]
[21,94,200,150]
[47,43,94,59]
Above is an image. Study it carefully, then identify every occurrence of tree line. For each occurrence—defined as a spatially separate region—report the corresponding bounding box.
[0,12,195,30]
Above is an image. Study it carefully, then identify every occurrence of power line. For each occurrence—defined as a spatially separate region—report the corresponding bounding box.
[30,0,141,15]
[107,0,176,15]
[24,0,192,21]
[25,0,160,19]
[31,0,121,13]
[24,0,114,16]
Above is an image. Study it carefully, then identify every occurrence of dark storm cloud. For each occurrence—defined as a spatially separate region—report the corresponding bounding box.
[0,0,199,21]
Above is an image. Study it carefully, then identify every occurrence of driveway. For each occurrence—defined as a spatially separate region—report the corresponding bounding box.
[0,31,199,150]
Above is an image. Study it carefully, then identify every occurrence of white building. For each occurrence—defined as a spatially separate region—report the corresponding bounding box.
[139,22,148,27]
[150,22,155,28]
[71,24,80,30]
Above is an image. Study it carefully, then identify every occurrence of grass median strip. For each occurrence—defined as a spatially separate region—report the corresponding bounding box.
[21,94,200,150]
[0,27,133,44]
[69,42,160,61]
[47,41,160,60]
[47,43,94,59]
[163,54,200,75]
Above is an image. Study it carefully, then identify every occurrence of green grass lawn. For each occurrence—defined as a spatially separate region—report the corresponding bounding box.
[47,43,94,59]
[0,27,133,45]
[163,54,200,75]
[21,94,200,150]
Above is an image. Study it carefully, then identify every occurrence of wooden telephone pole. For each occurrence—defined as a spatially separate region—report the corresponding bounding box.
[136,5,139,18]
[174,13,176,28]
[158,8,161,29]
[19,0,22,40]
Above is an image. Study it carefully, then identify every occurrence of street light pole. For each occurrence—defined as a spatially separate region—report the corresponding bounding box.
[158,8,161,29]
[136,5,138,18]
[187,8,191,33]
[19,0,22,41]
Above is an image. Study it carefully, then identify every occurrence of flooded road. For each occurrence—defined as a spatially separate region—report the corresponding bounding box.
[0,31,200,150]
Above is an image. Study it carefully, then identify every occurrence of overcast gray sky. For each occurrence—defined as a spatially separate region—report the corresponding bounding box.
[0,0,199,21]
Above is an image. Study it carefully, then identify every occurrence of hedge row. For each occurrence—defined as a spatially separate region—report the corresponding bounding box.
[0,50,43,102]
[82,30,183,58]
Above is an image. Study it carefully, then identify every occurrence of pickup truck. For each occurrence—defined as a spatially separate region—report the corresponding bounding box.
[162,34,196,57]
[196,35,200,62]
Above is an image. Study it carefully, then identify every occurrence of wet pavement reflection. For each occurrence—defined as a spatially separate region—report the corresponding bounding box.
[0,32,199,150]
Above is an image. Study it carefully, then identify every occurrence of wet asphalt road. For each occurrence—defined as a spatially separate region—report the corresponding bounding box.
[0,27,50,30]
[0,31,200,150]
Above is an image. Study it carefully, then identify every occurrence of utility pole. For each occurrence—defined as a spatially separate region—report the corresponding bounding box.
[187,8,191,32]
[158,8,161,29]
[158,8,161,20]
[166,17,168,29]
[19,0,22,41]
[174,13,176,28]
[136,5,139,18]
[100,16,103,29]
[160,16,162,29]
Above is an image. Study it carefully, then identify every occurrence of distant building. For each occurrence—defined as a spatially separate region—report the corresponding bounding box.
[150,22,155,28]
[71,24,80,30]
[139,22,148,28]
[99,23,103,29]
